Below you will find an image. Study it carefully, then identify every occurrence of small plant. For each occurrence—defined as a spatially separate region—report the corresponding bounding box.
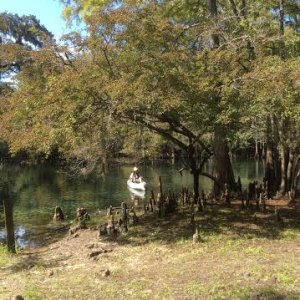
[276,270,295,285]
[280,229,300,240]
[244,246,263,255]
[220,239,244,253]
[24,284,41,300]
[0,243,14,267]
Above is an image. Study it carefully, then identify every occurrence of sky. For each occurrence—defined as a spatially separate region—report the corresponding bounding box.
[0,0,68,40]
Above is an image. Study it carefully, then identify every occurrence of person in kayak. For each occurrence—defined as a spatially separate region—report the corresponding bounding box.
[129,166,143,183]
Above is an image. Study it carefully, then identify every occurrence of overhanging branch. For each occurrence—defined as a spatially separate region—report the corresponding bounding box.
[200,172,222,189]
[124,113,189,151]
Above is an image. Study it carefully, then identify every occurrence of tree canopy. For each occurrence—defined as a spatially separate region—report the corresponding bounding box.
[0,0,299,196]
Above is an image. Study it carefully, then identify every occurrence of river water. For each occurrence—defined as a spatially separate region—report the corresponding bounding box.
[0,160,265,248]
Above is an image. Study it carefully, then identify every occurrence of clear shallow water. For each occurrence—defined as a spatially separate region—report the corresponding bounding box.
[0,160,264,248]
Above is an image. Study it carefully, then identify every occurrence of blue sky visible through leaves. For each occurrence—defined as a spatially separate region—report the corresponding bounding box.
[0,0,67,40]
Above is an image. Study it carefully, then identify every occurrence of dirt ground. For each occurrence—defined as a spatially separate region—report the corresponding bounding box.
[1,199,300,300]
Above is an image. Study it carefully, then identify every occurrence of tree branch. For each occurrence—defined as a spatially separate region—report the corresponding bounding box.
[228,0,240,18]
[200,172,222,188]
[124,113,189,151]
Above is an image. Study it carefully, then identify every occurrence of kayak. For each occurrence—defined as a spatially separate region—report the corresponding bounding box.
[128,187,146,198]
[127,179,146,191]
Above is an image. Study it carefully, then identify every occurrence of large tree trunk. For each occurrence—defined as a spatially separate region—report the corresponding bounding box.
[207,0,220,47]
[207,0,235,195]
[264,116,277,193]
[2,185,16,253]
[261,141,266,159]
[171,145,175,165]
[213,126,236,195]
[279,144,288,195]
[254,139,259,160]
[291,155,300,197]
[265,144,276,192]
[187,144,201,199]
[286,151,294,191]
[295,173,300,198]
[192,170,200,200]
[279,0,285,35]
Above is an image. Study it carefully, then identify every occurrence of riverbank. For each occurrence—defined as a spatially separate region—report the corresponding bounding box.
[1,199,300,300]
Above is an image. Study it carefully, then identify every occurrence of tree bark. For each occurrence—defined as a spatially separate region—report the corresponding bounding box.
[279,144,288,195]
[291,155,300,196]
[286,151,294,191]
[264,116,276,193]
[171,145,175,165]
[192,170,200,200]
[187,144,201,199]
[207,0,236,195]
[207,0,220,47]
[261,142,265,159]
[213,126,236,195]
[279,0,285,35]
[240,0,247,18]
[254,139,259,160]
[229,0,239,17]
[2,186,16,253]
[294,172,300,197]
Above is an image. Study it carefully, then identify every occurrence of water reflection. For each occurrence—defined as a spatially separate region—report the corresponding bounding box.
[0,225,36,249]
[0,160,264,248]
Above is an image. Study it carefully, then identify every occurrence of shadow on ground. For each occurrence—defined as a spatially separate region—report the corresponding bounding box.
[244,287,300,300]
[1,250,72,275]
[112,200,300,246]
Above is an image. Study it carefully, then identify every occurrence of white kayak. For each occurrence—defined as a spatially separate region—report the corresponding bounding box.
[128,187,146,198]
[127,179,146,191]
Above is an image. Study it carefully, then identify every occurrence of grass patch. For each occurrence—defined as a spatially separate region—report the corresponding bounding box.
[280,229,300,240]
[276,269,296,285]
[1,201,300,299]
[184,283,206,297]
[23,284,41,300]
[0,243,15,267]
[220,239,244,253]
[242,287,300,300]
[243,245,264,255]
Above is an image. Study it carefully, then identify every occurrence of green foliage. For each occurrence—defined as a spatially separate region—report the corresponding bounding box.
[0,12,53,79]
[0,12,53,47]
[23,284,41,300]
[0,243,14,267]
[0,0,300,177]
[60,0,112,24]
[121,127,165,159]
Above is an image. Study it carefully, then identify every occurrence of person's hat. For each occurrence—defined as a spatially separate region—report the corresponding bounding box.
[133,167,138,171]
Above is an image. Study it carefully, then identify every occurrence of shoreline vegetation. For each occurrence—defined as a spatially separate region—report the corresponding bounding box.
[1,195,300,300]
